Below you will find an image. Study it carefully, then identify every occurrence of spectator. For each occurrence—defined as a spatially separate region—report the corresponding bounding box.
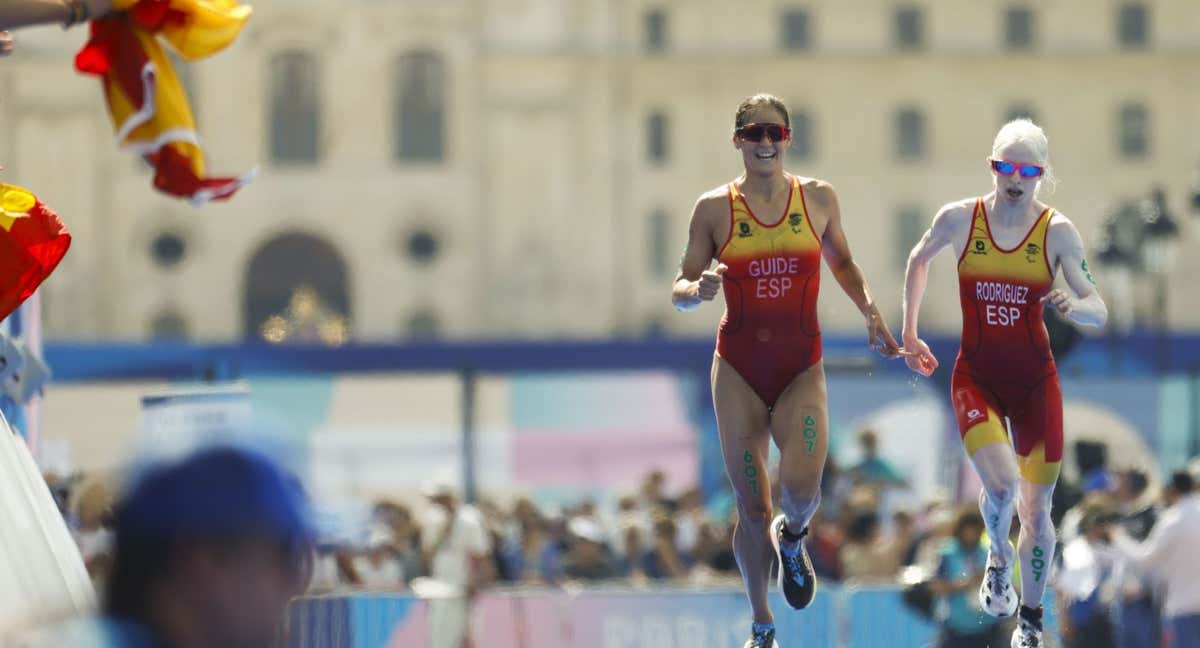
[1108,471,1200,648]
[840,511,900,582]
[691,519,737,577]
[929,508,1006,648]
[1057,505,1119,648]
[537,510,569,585]
[419,482,491,648]
[673,487,707,556]
[562,518,618,581]
[1060,462,1119,544]
[806,509,844,582]
[308,542,344,593]
[820,459,853,522]
[913,504,956,573]
[615,521,646,580]
[420,482,491,594]
[72,478,115,589]
[891,510,920,568]
[641,516,687,581]
[351,526,405,590]
[847,428,907,491]
[1112,469,1161,648]
[637,470,671,516]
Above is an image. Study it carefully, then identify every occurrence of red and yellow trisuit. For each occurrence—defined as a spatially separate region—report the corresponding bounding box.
[952,198,1062,485]
[715,174,822,409]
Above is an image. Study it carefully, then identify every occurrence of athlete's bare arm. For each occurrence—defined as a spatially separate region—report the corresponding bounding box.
[901,200,973,375]
[1042,215,1108,328]
[672,189,726,312]
[812,180,901,357]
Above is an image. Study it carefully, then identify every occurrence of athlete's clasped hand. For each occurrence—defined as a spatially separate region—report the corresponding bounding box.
[695,263,727,301]
[901,337,939,377]
[0,32,13,57]
[863,304,905,359]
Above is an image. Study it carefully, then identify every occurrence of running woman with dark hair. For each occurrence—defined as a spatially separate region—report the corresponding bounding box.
[673,93,903,648]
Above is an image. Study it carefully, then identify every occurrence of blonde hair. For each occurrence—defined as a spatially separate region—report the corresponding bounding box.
[992,118,1058,195]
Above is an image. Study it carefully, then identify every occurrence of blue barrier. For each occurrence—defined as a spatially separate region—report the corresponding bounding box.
[42,331,1200,382]
[285,585,1059,648]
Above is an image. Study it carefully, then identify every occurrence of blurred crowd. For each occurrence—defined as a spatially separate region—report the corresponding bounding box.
[32,430,1200,648]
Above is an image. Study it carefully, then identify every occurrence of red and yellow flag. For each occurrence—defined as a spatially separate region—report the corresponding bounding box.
[75,0,254,204]
[0,184,70,322]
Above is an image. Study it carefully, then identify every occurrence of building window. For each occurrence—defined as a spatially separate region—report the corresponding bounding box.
[649,209,670,278]
[408,310,440,338]
[896,207,926,270]
[150,310,189,341]
[647,111,670,165]
[781,9,811,51]
[1005,103,1038,124]
[790,109,813,161]
[150,231,187,269]
[1004,7,1034,49]
[395,51,446,163]
[895,107,926,161]
[894,7,924,50]
[269,50,320,165]
[644,9,668,53]
[1117,4,1148,48]
[405,227,441,264]
[1118,103,1149,159]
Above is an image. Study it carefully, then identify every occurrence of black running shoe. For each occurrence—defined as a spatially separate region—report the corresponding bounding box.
[770,514,817,610]
[743,624,778,648]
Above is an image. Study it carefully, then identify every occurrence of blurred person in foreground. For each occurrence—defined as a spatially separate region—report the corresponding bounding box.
[930,508,1007,648]
[672,92,903,648]
[902,118,1108,648]
[1106,472,1200,648]
[18,445,314,648]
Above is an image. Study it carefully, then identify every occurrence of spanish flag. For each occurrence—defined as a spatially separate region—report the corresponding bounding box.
[0,184,70,323]
[74,0,254,205]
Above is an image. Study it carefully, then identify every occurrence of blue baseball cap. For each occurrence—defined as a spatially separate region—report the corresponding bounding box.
[114,445,315,548]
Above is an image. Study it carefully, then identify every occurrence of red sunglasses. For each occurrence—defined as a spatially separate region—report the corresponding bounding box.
[736,123,792,143]
[989,158,1045,179]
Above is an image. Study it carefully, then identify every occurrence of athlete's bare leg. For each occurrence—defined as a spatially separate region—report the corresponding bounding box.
[769,360,829,535]
[1014,452,1058,606]
[964,416,1020,566]
[712,353,774,624]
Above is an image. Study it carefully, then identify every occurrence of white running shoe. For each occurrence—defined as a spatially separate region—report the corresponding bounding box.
[1010,615,1043,648]
[979,542,1017,618]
